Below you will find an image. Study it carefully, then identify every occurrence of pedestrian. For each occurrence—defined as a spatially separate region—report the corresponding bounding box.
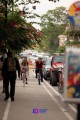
[21,57,29,85]
[35,59,39,78]
[1,54,7,93]
[2,51,20,101]
[0,57,3,81]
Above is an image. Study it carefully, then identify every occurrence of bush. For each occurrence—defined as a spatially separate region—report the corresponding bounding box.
[58,46,65,53]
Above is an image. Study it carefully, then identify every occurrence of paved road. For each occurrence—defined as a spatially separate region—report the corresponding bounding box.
[0,69,77,120]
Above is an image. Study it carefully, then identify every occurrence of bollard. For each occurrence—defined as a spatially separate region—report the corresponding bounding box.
[77,104,80,120]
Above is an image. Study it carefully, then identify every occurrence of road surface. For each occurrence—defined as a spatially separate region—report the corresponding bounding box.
[0,69,77,120]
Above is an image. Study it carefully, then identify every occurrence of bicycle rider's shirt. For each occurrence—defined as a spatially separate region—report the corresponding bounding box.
[36,61,43,69]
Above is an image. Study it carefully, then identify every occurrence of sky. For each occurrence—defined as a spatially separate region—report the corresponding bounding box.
[28,0,79,29]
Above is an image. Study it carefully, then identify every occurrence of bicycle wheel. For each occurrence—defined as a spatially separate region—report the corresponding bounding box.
[38,73,41,85]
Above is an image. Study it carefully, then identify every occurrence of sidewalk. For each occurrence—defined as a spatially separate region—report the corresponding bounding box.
[0,69,74,120]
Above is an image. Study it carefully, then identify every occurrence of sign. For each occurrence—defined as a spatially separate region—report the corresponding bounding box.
[68,1,80,29]
[64,47,80,103]
[33,108,47,114]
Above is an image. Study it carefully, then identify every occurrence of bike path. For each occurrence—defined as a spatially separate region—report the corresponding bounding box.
[0,69,74,120]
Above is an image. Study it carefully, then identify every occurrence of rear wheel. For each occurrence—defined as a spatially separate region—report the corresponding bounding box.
[51,72,58,86]
[50,77,52,84]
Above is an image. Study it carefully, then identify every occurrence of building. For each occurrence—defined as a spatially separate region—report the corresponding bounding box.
[58,35,67,46]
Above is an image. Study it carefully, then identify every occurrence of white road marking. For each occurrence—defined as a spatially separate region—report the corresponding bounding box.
[68,104,77,113]
[42,84,74,120]
[32,70,76,116]
[2,100,11,120]
[32,70,76,112]
[44,80,61,96]
[44,79,77,113]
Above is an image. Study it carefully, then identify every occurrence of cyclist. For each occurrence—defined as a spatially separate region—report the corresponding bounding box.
[35,57,44,85]
[21,57,29,84]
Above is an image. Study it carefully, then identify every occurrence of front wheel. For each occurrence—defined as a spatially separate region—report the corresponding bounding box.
[37,73,41,85]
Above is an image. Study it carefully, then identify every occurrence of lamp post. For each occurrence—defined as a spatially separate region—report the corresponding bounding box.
[4,0,8,53]
[4,0,8,23]
[77,104,80,120]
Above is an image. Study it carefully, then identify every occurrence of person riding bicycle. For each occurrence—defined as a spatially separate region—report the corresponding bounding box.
[35,57,44,85]
[21,57,29,85]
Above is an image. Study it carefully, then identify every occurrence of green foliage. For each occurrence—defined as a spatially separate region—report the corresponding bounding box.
[66,41,80,46]
[58,46,65,53]
[65,29,80,37]
[0,0,42,53]
[40,7,67,54]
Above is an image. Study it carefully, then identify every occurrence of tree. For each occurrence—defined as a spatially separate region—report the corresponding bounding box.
[58,46,65,53]
[0,0,42,53]
[40,7,67,54]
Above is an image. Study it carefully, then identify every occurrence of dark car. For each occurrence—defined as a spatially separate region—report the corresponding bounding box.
[50,54,64,86]
[43,58,51,80]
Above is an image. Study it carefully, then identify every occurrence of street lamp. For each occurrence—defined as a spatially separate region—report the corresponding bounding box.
[77,104,80,120]
[4,0,8,23]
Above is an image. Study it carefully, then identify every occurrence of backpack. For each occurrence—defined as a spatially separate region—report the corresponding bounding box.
[8,57,16,71]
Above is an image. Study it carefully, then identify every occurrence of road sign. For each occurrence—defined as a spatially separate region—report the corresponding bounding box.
[68,1,80,30]
[64,47,80,103]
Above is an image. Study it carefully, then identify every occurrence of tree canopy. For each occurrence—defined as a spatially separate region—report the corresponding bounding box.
[40,7,67,54]
[0,0,43,53]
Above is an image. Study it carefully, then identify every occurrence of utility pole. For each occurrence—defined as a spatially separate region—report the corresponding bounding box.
[4,0,8,53]
[77,104,80,120]
[4,0,8,23]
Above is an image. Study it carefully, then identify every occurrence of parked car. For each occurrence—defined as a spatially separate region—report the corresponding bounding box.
[50,54,64,86]
[43,58,51,80]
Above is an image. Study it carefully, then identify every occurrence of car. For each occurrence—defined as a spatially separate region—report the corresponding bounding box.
[50,54,64,86]
[19,53,27,58]
[28,55,38,64]
[43,58,51,80]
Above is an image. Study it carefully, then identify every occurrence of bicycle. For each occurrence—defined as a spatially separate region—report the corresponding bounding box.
[22,72,26,87]
[37,68,43,85]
